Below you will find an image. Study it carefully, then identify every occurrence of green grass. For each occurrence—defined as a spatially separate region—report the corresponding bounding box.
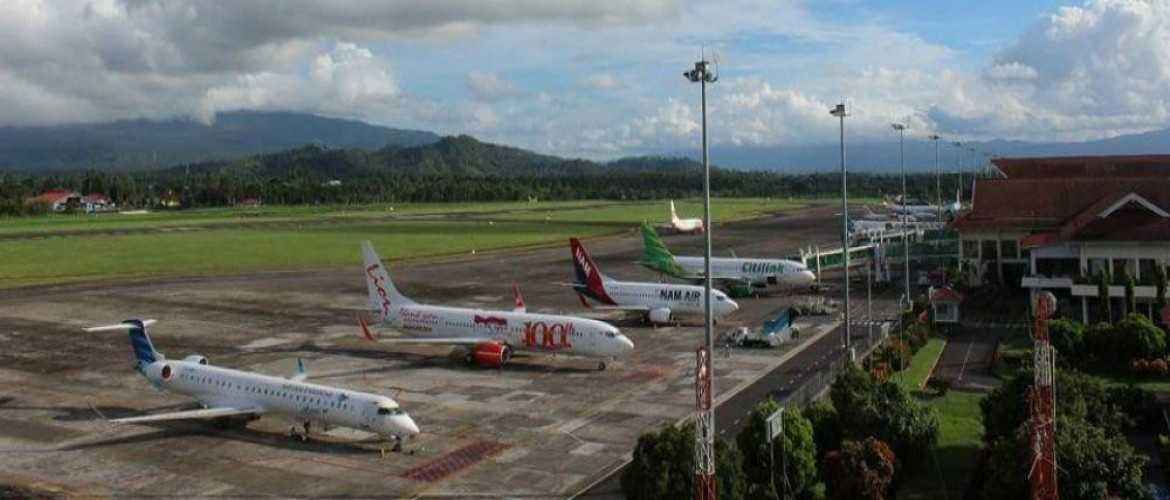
[0,219,615,288]
[895,338,947,391]
[500,197,822,224]
[892,337,984,500]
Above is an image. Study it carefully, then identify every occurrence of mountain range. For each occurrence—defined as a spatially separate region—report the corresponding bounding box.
[0,111,438,171]
[2,110,1168,173]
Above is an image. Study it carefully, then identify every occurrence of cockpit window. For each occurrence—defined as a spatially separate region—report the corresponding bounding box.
[377,407,403,416]
[716,296,725,302]
[605,331,616,338]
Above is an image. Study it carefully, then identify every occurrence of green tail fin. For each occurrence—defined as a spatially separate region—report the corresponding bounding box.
[640,222,685,276]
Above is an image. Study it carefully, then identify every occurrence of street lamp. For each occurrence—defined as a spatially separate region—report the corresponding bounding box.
[684,58,717,500]
[929,134,941,221]
[831,103,850,357]
[892,123,910,313]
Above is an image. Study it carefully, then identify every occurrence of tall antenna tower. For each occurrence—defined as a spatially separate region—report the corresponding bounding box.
[1028,292,1058,500]
[684,56,718,500]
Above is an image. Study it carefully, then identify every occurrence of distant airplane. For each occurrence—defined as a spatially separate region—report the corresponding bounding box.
[85,319,419,450]
[569,237,739,324]
[637,223,816,296]
[669,200,704,234]
[885,189,962,219]
[359,241,633,370]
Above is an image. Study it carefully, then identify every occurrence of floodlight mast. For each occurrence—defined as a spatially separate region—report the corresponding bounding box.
[830,103,849,355]
[684,58,717,500]
[929,135,941,221]
[892,123,910,313]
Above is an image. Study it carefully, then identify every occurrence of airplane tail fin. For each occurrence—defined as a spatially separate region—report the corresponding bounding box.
[361,241,413,322]
[512,282,526,313]
[639,222,685,276]
[669,200,680,223]
[85,319,162,370]
[569,238,616,305]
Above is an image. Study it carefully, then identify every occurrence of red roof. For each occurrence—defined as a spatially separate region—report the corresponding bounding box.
[951,177,1170,235]
[82,193,110,204]
[993,155,1170,179]
[25,189,77,205]
[930,287,964,303]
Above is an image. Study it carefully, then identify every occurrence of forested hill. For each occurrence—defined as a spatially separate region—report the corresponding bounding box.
[169,135,703,179]
[0,111,439,171]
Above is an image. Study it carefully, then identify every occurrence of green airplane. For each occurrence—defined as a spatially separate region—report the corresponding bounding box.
[638,222,817,297]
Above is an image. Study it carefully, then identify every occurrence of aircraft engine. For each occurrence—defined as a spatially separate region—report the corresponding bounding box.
[471,342,512,368]
[183,354,209,365]
[648,308,672,324]
[143,361,175,383]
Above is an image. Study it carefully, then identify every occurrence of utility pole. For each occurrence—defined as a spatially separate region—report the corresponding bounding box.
[831,103,850,357]
[929,134,941,221]
[953,141,963,207]
[685,58,718,500]
[892,123,910,311]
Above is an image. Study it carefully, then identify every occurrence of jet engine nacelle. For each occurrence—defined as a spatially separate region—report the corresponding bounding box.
[471,342,512,368]
[142,361,175,384]
[648,308,672,324]
[183,354,209,365]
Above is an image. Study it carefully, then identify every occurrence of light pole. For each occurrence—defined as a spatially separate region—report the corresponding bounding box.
[892,123,910,312]
[685,58,718,500]
[831,103,850,357]
[953,141,963,206]
[929,134,941,221]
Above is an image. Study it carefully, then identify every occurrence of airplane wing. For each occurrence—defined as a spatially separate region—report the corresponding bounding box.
[109,406,264,424]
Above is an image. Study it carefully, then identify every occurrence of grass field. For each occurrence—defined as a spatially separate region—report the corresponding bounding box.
[0,197,828,288]
[898,337,985,500]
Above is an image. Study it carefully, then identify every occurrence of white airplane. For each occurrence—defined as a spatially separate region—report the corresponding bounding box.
[85,319,419,450]
[669,200,704,234]
[358,241,634,371]
[638,223,816,296]
[886,189,962,219]
[569,237,739,324]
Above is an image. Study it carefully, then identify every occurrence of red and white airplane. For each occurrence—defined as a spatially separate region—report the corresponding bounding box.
[358,242,634,370]
[669,200,704,234]
[569,237,739,324]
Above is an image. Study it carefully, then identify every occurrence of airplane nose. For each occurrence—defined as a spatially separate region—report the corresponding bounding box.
[618,334,635,354]
[393,415,420,436]
[801,270,817,284]
[723,299,740,315]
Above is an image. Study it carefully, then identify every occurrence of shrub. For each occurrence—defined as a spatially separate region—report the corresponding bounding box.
[1152,358,1169,377]
[1048,319,1085,362]
[823,438,896,500]
[1116,313,1167,361]
[1131,358,1150,375]
[736,400,819,500]
[622,421,746,500]
[926,377,951,396]
[830,364,938,473]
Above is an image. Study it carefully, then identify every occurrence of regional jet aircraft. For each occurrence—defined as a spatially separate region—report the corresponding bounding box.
[359,241,633,370]
[569,237,739,324]
[885,190,962,219]
[668,200,704,234]
[85,319,419,450]
[638,223,816,296]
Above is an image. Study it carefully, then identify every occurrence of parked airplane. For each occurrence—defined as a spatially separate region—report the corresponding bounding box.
[358,241,633,370]
[668,200,704,234]
[886,190,962,219]
[569,237,739,324]
[638,223,816,296]
[85,319,419,450]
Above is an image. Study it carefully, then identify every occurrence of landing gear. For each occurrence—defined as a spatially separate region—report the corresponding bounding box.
[288,421,312,442]
[597,360,607,371]
[381,435,405,458]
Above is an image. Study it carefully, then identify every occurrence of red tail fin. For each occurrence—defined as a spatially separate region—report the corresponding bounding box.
[512,282,526,312]
[569,238,615,305]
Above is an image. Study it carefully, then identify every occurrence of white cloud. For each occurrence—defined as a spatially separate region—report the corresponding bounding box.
[466,71,521,101]
[583,73,623,90]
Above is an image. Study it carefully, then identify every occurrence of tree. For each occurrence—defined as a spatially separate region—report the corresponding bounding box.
[829,364,938,473]
[823,438,896,500]
[736,399,819,500]
[1115,313,1167,361]
[1098,270,1112,323]
[1125,274,1137,315]
[622,421,746,500]
[1048,319,1085,363]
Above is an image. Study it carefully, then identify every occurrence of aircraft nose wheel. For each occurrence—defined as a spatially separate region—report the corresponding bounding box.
[597,361,607,371]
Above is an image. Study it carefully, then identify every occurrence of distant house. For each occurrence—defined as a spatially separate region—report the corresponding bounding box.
[81,193,115,213]
[26,189,79,212]
[929,287,964,324]
[238,197,262,207]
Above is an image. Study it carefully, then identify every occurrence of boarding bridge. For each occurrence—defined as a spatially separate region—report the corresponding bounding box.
[795,226,959,281]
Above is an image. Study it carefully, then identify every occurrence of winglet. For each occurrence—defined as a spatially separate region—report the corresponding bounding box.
[512,283,526,313]
[291,358,308,382]
[358,315,378,342]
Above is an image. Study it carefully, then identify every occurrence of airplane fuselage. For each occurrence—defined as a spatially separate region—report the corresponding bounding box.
[673,256,816,288]
[382,304,632,358]
[579,279,738,319]
[139,360,416,437]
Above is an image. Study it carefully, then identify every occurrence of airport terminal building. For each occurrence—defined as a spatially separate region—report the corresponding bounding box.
[951,155,1170,323]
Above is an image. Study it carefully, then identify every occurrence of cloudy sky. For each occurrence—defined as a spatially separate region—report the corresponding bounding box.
[4,0,1169,158]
